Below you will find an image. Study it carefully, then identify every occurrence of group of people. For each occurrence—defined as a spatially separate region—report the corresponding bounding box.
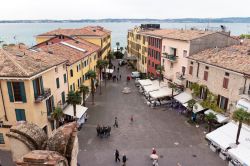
[115,149,127,166]
[112,65,122,82]
[96,125,111,138]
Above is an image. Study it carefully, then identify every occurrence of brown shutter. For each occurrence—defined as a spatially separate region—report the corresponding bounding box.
[223,78,229,89]
[189,66,193,75]
[217,95,221,106]
[203,71,208,81]
[224,98,229,110]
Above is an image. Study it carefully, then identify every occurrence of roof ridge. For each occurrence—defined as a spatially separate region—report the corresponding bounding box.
[3,50,29,76]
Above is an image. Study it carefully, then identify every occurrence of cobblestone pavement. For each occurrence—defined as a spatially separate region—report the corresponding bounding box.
[77,60,226,166]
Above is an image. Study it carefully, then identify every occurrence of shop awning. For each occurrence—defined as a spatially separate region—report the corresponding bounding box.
[63,105,88,119]
[192,103,205,114]
[144,81,168,93]
[149,87,173,99]
[174,92,192,104]
[104,69,114,74]
[236,99,250,112]
[138,79,152,86]
[205,109,229,124]
[228,144,250,166]
[206,122,239,151]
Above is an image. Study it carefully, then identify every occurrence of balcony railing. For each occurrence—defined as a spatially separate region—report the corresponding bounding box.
[35,88,51,103]
[162,53,178,62]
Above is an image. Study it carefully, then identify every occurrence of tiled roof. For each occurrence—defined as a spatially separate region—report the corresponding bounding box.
[0,45,67,78]
[188,41,250,75]
[140,29,216,41]
[35,38,100,65]
[38,26,111,37]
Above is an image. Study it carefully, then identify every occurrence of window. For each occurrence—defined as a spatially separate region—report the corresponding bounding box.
[15,109,26,121]
[205,66,209,70]
[225,72,230,76]
[32,77,44,99]
[190,61,193,65]
[63,74,67,83]
[7,82,26,103]
[70,69,73,77]
[0,133,5,144]
[189,66,193,75]
[203,71,208,81]
[77,79,80,88]
[46,96,54,116]
[61,92,65,105]
[55,67,58,73]
[183,50,188,57]
[77,65,79,72]
[217,95,229,110]
[73,83,75,91]
[223,77,229,89]
[182,66,186,75]
[56,78,60,89]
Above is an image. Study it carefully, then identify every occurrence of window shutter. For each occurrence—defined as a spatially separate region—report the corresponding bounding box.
[64,74,67,83]
[224,98,229,110]
[203,71,208,81]
[46,99,50,116]
[7,82,14,102]
[15,109,26,121]
[33,80,38,98]
[189,66,193,75]
[223,78,229,89]
[217,95,221,106]
[51,96,55,111]
[19,82,27,103]
[61,92,65,104]
[40,77,44,94]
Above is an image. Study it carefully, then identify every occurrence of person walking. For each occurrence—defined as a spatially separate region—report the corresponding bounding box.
[115,149,120,162]
[113,117,118,128]
[122,154,127,166]
[130,115,134,124]
[117,67,120,72]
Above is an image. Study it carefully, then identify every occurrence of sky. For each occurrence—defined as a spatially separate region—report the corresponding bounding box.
[0,0,249,20]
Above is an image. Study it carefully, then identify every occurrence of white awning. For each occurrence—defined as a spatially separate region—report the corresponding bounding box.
[174,92,192,104]
[149,87,173,99]
[228,144,250,166]
[192,103,204,114]
[236,99,250,112]
[205,109,229,124]
[206,122,239,151]
[138,79,152,86]
[104,69,114,74]
[63,105,88,119]
[144,81,168,93]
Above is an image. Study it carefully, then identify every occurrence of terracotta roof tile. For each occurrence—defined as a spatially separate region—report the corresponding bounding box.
[35,38,100,65]
[38,26,111,37]
[0,45,67,77]
[140,29,216,40]
[188,40,250,75]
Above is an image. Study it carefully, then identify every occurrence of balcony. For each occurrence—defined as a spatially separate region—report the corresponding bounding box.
[175,72,186,85]
[162,53,178,62]
[239,87,250,100]
[35,88,51,103]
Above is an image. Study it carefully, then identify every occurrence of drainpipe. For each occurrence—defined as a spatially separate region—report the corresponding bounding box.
[243,76,247,94]
[0,82,8,121]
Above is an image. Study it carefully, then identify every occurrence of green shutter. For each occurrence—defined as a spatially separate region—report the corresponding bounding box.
[7,82,14,102]
[61,92,65,104]
[56,78,60,89]
[15,109,26,121]
[64,74,67,83]
[46,99,50,116]
[51,96,55,111]
[19,82,27,103]
[0,133,5,144]
[40,77,44,94]
[33,80,38,98]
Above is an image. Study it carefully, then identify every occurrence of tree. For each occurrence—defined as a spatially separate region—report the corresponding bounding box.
[96,60,108,94]
[168,82,177,108]
[232,108,250,144]
[87,70,97,105]
[67,91,82,120]
[107,52,114,68]
[51,107,64,129]
[156,65,165,86]
[120,47,124,53]
[79,85,89,106]
[205,112,217,132]
[116,42,120,51]
[187,99,196,112]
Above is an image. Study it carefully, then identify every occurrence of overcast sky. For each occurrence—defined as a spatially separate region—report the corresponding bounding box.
[0,0,249,20]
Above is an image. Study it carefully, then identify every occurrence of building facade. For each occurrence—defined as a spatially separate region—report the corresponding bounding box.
[32,35,100,92]
[0,44,68,150]
[36,26,111,60]
[186,41,250,113]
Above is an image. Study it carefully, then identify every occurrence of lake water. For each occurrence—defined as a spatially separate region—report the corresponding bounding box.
[0,22,249,48]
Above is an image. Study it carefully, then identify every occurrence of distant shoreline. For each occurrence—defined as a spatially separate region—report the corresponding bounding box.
[1,17,250,23]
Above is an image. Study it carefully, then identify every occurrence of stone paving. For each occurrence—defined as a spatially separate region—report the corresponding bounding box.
[77,60,226,166]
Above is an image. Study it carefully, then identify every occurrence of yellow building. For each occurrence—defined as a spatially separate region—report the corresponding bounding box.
[36,26,111,60]
[127,26,148,73]
[32,35,100,92]
[0,44,68,150]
